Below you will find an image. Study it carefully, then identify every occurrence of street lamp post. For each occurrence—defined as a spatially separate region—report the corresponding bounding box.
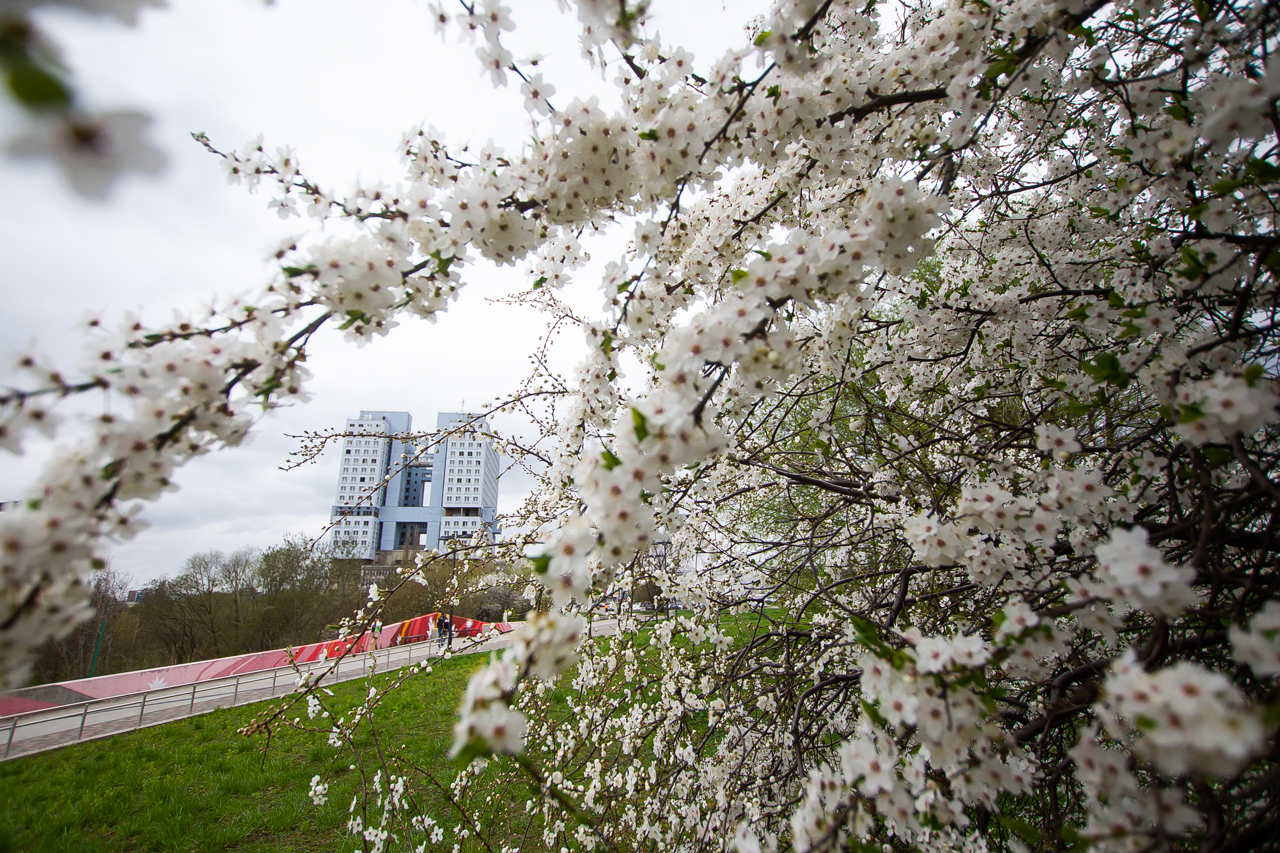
[448,538,456,650]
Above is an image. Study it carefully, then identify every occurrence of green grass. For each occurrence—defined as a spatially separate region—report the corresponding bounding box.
[0,613,749,853]
[0,654,488,853]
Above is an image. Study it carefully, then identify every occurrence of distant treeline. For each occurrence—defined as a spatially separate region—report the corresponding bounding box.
[28,536,531,686]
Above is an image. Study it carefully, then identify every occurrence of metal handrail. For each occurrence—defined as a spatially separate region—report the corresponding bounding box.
[2,637,441,761]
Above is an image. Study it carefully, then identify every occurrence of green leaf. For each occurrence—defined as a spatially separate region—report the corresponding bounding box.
[255,378,283,399]
[1063,399,1096,418]
[7,62,73,109]
[531,276,547,290]
[615,6,640,31]
[452,736,493,766]
[1164,100,1192,123]
[752,30,772,46]
[984,58,1017,80]
[1244,363,1265,385]
[995,815,1042,846]
[337,310,370,330]
[601,448,622,470]
[1091,352,1120,374]
[281,266,310,277]
[1177,404,1204,424]
[1202,447,1232,468]
[529,554,552,575]
[848,615,905,665]
[1081,352,1131,387]
[1176,245,1207,280]
[431,251,456,277]
[860,699,890,729]
[848,613,877,634]
[1210,178,1248,195]
[1070,24,1096,46]
[730,269,748,283]
[631,407,650,443]
[1246,157,1280,184]
[638,129,659,141]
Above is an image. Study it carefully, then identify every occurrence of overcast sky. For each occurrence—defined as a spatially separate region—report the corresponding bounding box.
[0,0,768,586]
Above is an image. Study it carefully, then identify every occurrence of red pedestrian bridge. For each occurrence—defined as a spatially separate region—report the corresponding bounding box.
[0,612,512,758]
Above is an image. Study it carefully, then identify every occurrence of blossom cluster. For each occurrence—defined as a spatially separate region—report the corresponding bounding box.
[1101,652,1266,777]
[6,0,1280,850]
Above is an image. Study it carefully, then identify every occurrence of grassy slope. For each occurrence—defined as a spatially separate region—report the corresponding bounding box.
[0,653,487,853]
[0,612,725,853]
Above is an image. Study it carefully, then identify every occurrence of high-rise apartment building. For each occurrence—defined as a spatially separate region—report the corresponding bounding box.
[330,411,500,559]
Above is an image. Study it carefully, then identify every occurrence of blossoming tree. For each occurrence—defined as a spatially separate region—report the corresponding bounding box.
[4,0,1280,850]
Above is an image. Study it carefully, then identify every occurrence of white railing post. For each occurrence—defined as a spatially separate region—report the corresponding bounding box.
[77,702,89,739]
[137,692,147,728]
[189,683,197,714]
[271,668,278,695]
[232,675,239,706]
[5,716,17,758]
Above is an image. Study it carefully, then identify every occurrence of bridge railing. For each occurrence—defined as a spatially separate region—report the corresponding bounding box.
[2,636,444,761]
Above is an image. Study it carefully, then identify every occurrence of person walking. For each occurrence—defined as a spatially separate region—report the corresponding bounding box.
[437,614,453,649]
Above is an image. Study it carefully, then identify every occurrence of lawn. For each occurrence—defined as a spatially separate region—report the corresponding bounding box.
[0,611,741,853]
[0,653,488,853]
